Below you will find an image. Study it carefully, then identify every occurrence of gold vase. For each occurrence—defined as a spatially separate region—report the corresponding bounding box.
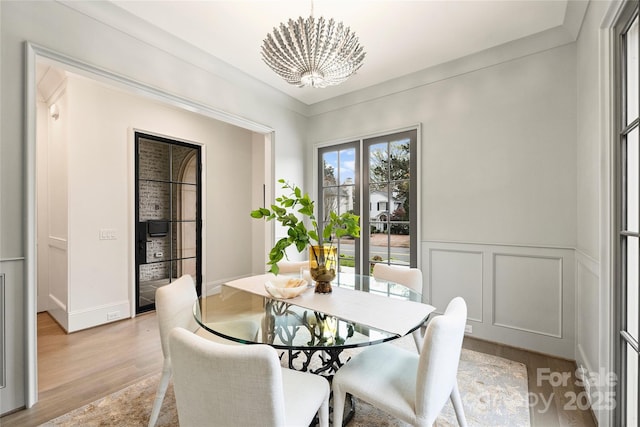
[309,245,336,293]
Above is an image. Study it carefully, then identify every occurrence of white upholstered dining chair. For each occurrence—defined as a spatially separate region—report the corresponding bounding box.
[332,297,468,427]
[169,326,330,427]
[147,274,258,427]
[372,263,426,351]
[276,259,309,274]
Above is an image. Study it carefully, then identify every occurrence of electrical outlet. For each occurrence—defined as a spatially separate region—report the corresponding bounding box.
[465,324,472,334]
[107,311,120,321]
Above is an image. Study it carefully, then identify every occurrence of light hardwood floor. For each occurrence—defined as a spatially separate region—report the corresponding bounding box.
[1,312,597,426]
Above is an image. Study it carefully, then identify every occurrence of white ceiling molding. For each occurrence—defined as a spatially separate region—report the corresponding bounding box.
[31,42,275,133]
[57,0,588,117]
[57,0,309,116]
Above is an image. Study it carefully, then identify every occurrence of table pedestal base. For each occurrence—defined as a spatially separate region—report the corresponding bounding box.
[279,348,356,425]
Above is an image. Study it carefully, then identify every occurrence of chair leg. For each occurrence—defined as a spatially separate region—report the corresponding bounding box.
[318,393,329,427]
[450,381,468,427]
[148,360,172,427]
[411,329,424,353]
[331,383,347,427]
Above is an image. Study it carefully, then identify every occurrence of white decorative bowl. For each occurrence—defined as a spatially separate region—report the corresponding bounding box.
[264,277,309,299]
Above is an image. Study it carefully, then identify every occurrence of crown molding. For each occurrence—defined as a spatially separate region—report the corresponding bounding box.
[57,0,310,117]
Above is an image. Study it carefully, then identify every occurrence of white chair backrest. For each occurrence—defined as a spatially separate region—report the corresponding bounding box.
[155,275,200,359]
[169,327,287,427]
[415,297,467,420]
[276,260,308,274]
[372,263,423,295]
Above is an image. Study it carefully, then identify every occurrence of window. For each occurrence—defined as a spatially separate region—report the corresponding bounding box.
[318,142,360,274]
[364,130,417,271]
[616,2,639,425]
[318,129,418,278]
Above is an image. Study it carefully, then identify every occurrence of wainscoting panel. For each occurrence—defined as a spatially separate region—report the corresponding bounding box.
[575,249,602,417]
[423,241,575,359]
[0,259,26,413]
[493,253,562,337]
[429,249,483,322]
[0,273,4,389]
[576,252,600,371]
[47,237,68,330]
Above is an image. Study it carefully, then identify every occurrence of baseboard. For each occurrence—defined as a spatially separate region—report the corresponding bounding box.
[67,300,131,332]
[464,334,577,363]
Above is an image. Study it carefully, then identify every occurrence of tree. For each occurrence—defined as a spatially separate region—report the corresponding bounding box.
[322,160,339,218]
[369,141,411,226]
[323,160,337,185]
[390,206,409,234]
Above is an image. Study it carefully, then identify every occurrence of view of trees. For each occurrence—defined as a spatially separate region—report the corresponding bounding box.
[369,140,411,231]
[318,131,415,269]
[322,160,339,218]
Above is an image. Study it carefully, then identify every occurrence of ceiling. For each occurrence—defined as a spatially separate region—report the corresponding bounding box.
[90,1,582,106]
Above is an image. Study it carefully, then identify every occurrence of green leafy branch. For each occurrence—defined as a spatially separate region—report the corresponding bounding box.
[250,179,360,275]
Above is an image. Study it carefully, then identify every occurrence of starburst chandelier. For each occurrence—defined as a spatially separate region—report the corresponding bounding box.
[261,2,366,88]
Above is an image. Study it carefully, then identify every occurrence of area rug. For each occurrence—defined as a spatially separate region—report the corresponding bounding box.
[40,341,530,427]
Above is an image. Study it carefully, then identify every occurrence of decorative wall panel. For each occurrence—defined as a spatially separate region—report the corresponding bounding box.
[575,251,600,380]
[0,273,4,388]
[429,249,483,322]
[48,243,68,311]
[493,253,563,337]
[0,260,25,412]
[423,241,574,359]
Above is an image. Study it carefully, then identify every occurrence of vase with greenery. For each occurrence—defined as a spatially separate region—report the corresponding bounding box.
[250,179,360,293]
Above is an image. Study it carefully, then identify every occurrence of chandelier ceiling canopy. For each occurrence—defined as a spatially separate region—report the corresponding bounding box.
[261,7,366,89]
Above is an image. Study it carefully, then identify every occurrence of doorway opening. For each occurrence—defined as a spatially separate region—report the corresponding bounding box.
[26,43,274,408]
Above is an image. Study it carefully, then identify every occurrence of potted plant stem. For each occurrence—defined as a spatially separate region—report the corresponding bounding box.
[250,179,360,293]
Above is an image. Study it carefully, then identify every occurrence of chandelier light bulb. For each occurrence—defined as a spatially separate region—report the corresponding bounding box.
[261,15,366,88]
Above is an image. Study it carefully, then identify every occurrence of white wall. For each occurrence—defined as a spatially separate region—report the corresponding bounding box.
[250,132,272,276]
[44,86,70,330]
[36,99,49,312]
[1,0,307,412]
[308,43,578,358]
[575,1,618,425]
[48,74,256,331]
[310,44,577,247]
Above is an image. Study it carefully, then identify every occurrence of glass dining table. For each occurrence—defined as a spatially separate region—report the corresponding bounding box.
[193,271,435,377]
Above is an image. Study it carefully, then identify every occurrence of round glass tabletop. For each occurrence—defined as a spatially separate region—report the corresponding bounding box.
[193,272,426,352]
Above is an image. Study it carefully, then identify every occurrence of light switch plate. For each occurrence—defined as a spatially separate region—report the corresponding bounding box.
[99,229,117,240]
